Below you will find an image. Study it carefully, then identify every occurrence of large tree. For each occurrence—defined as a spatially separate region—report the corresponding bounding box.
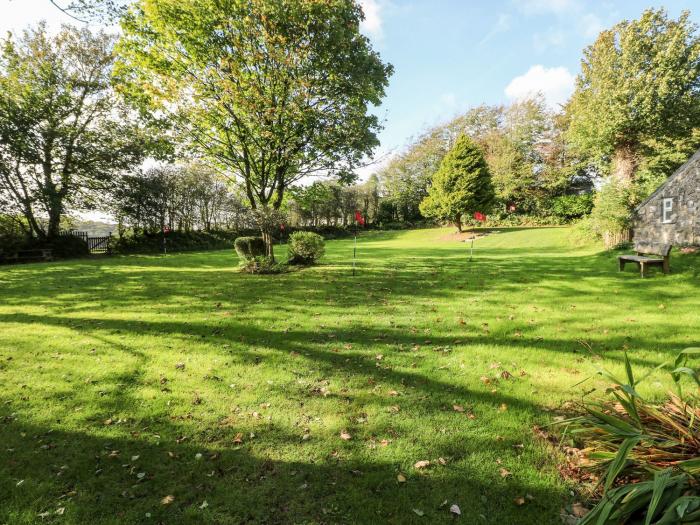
[419,135,494,231]
[567,8,700,185]
[115,0,392,257]
[0,24,150,240]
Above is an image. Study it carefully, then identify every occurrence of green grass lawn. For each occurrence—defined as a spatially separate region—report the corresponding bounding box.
[1,227,698,524]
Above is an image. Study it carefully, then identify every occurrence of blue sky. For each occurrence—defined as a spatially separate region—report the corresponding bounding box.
[2,0,699,174]
[357,0,699,170]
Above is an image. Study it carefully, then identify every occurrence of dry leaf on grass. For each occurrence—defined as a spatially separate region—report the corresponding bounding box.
[340,431,352,441]
[414,460,430,469]
[161,495,175,505]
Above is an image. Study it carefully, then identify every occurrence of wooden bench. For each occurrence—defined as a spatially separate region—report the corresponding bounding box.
[618,241,671,278]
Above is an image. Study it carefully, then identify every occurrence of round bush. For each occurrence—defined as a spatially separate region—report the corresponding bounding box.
[234,236,266,260]
[240,255,285,274]
[287,231,325,265]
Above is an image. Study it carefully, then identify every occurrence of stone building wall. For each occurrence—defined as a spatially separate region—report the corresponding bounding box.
[633,152,700,246]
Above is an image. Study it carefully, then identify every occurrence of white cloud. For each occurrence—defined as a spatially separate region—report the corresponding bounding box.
[504,65,575,108]
[359,0,383,40]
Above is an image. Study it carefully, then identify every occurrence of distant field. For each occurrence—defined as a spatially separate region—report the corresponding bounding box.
[1,227,697,524]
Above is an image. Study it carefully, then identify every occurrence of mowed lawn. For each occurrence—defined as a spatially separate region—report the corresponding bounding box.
[1,227,698,525]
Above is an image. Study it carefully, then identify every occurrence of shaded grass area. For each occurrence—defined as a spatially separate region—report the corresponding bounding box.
[0,227,698,524]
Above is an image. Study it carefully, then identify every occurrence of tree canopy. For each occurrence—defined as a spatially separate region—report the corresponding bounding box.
[115,0,392,256]
[419,135,494,231]
[567,8,700,183]
[0,24,150,239]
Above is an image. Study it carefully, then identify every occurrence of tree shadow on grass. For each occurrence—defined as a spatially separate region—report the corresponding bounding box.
[0,417,567,525]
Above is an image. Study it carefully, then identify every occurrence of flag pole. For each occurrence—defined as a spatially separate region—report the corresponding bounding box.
[469,236,474,262]
[352,230,357,276]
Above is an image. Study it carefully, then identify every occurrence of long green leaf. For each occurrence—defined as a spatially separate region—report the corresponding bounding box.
[624,351,635,386]
[586,407,641,436]
[644,468,672,525]
[604,436,640,492]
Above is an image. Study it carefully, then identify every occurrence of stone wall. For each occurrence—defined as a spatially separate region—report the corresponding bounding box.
[633,154,700,246]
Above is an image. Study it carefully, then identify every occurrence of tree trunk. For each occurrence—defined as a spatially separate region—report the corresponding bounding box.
[46,201,62,239]
[612,143,638,185]
[454,215,462,232]
[611,143,638,242]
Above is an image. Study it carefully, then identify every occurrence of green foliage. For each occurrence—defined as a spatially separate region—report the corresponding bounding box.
[378,98,592,226]
[547,194,594,221]
[419,135,494,229]
[0,24,151,239]
[116,0,392,216]
[287,231,325,265]
[239,255,286,275]
[112,229,240,254]
[566,8,700,174]
[48,235,91,259]
[588,181,635,246]
[112,165,248,233]
[558,350,699,525]
[233,236,266,261]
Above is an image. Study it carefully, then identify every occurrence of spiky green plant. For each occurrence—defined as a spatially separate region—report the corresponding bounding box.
[560,349,699,524]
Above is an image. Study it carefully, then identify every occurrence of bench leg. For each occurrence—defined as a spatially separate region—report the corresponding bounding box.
[619,259,625,272]
[663,259,670,274]
[640,262,646,278]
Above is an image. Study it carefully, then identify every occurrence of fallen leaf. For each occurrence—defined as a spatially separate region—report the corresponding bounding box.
[499,468,511,478]
[450,504,461,515]
[397,473,407,483]
[413,508,424,516]
[340,431,352,441]
[499,403,508,412]
[438,457,447,465]
[514,496,526,506]
[414,460,430,469]
[161,495,175,505]
[199,500,208,509]
[233,433,244,444]
[452,404,465,413]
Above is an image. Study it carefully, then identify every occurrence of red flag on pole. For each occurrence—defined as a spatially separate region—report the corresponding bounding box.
[354,210,365,226]
[473,211,486,222]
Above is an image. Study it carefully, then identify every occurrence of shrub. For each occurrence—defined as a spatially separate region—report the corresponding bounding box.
[113,229,243,254]
[239,255,285,274]
[554,349,700,524]
[49,235,90,258]
[589,181,634,248]
[234,236,266,260]
[287,231,325,265]
[547,193,594,221]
